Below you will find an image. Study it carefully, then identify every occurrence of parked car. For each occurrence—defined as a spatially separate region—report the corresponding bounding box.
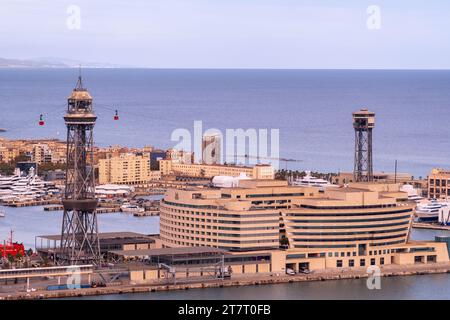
[299,268,311,274]
[286,268,296,275]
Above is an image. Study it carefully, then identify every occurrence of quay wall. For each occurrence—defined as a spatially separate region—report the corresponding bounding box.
[3,263,450,300]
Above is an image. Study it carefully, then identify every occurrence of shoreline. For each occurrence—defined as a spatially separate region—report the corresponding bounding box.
[2,262,449,300]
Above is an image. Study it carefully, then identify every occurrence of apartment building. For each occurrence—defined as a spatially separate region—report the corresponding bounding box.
[428,168,450,199]
[98,153,151,185]
[159,160,274,180]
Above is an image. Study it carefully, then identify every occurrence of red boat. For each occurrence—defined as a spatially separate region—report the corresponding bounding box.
[0,230,25,258]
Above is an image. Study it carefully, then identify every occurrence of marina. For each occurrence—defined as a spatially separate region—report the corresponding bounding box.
[0,168,60,204]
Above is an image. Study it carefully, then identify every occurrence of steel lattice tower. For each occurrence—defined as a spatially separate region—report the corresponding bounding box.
[353,109,375,182]
[60,75,100,264]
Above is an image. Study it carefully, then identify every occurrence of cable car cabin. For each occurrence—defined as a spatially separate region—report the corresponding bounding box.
[39,114,45,126]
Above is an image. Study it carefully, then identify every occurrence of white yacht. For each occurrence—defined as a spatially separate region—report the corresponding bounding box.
[415,200,447,222]
[120,203,144,213]
[290,171,339,191]
[0,168,60,202]
[400,184,424,202]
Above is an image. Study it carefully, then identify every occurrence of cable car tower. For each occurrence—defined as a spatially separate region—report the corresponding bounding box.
[352,108,375,182]
[59,74,100,265]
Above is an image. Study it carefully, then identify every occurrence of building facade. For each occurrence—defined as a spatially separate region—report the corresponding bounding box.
[98,153,151,185]
[159,179,449,272]
[428,168,450,199]
[159,160,274,180]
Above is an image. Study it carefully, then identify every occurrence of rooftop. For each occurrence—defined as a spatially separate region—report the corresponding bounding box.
[37,231,155,241]
[109,246,226,257]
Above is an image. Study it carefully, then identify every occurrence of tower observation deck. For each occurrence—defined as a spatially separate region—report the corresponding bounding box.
[352,108,375,182]
[59,75,100,264]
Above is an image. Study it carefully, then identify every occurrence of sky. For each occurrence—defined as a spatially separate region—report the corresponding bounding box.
[0,0,449,69]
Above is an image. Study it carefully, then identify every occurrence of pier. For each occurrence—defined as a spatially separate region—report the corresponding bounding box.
[412,222,450,231]
[43,205,121,214]
[3,199,61,207]
[133,211,159,217]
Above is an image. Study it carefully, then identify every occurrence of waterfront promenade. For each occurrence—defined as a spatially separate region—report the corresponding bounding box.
[2,262,449,300]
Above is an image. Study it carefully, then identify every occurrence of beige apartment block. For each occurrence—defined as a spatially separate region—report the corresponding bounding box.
[0,138,66,164]
[159,160,274,180]
[428,168,450,199]
[98,153,151,185]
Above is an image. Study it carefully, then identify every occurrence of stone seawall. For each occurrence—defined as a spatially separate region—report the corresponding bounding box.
[2,263,450,300]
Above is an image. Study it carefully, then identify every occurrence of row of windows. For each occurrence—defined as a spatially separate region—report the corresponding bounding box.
[245,193,305,198]
[160,215,278,226]
[163,200,221,210]
[369,240,406,247]
[218,213,279,218]
[336,257,384,268]
[300,204,397,210]
[291,220,410,229]
[217,220,279,225]
[217,232,279,238]
[289,214,411,224]
[291,227,409,236]
[293,233,407,243]
[218,226,278,231]
[429,189,450,196]
[285,208,412,217]
[218,239,278,244]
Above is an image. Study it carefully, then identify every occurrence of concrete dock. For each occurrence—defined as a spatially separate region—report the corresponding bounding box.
[43,205,121,214]
[4,199,61,207]
[412,222,450,231]
[2,262,449,300]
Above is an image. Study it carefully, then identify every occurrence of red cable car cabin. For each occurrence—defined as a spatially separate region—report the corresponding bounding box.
[39,114,45,126]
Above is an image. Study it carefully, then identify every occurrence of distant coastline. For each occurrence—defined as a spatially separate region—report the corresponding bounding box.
[0,57,126,69]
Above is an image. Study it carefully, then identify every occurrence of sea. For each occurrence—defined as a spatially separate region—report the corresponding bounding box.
[0,68,450,299]
[1,69,450,176]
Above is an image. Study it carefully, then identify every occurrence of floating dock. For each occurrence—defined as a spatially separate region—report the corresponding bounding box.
[412,222,450,231]
[44,205,121,214]
[4,199,61,207]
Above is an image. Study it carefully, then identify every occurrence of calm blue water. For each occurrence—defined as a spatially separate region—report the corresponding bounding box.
[1,69,450,177]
